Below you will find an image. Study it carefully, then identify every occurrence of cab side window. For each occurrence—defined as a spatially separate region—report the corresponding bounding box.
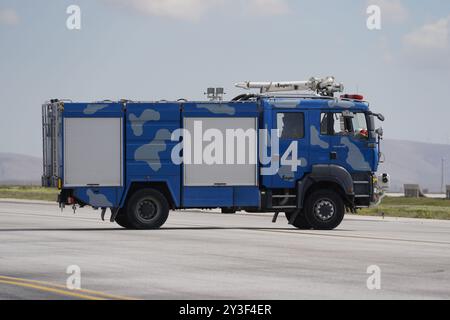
[332,113,347,135]
[320,113,329,135]
[277,113,304,139]
[320,112,369,139]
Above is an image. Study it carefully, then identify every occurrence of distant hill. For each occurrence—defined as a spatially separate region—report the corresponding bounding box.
[0,153,42,185]
[379,139,450,193]
[1,139,449,191]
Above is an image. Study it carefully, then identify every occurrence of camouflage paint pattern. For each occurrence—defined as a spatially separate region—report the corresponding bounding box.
[310,126,329,149]
[328,100,355,109]
[129,109,161,136]
[197,104,236,115]
[271,100,299,109]
[84,104,109,115]
[86,189,113,207]
[134,129,172,172]
[341,137,371,171]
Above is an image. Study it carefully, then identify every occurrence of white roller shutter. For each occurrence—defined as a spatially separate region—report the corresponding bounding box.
[184,117,258,187]
[64,118,122,187]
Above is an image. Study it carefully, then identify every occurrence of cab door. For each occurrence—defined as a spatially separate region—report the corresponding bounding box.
[309,110,333,167]
[328,111,373,173]
[269,110,309,188]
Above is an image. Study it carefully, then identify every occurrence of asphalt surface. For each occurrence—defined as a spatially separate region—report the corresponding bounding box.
[0,199,449,300]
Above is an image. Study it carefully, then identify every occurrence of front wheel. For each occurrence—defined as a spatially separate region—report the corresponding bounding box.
[285,210,311,230]
[126,189,169,230]
[304,190,345,230]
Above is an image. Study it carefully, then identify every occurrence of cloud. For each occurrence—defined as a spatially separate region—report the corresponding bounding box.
[366,0,408,23]
[0,8,19,26]
[404,16,450,50]
[103,0,289,20]
[118,0,219,20]
[246,0,289,16]
[402,16,450,67]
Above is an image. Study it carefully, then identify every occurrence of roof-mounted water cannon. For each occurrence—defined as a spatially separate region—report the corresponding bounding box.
[235,76,344,97]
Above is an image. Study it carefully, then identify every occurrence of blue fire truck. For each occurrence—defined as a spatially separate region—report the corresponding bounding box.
[42,77,388,230]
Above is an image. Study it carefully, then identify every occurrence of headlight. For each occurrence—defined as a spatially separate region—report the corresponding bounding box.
[377,173,390,190]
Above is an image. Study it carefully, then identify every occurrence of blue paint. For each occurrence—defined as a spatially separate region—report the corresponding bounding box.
[73,188,119,207]
[183,187,234,207]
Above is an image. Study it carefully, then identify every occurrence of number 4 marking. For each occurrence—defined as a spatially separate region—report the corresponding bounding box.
[281,142,303,172]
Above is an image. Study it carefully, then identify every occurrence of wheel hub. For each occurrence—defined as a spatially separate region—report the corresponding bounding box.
[137,200,157,220]
[314,199,335,221]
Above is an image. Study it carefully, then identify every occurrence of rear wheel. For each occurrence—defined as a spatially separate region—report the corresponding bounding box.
[304,190,345,230]
[285,210,312,230]
[126,189,169,230]
[222,208,237,214]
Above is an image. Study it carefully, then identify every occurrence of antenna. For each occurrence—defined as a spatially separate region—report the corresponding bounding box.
[235,76,344,97]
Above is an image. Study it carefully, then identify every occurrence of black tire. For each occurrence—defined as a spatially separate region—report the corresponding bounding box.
[304,190,345,230]
[285,210,312,230]
[222,208,237,214]
[126,189,169,230]
[115,209,133,229]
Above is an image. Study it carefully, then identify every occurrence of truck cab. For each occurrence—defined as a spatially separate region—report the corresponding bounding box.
[42,77,389,230]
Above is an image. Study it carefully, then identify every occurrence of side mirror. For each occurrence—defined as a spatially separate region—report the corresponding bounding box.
[369,112,385,122]
[376,113,385,122]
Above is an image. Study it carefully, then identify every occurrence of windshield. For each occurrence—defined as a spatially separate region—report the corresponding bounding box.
[352,113,368,133]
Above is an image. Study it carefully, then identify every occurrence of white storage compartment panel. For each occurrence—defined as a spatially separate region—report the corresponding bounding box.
[64,118,122,187]
[184,117,258,187]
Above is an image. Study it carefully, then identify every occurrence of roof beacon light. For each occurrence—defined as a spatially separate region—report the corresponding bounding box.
[341,94,364,101]
[235,76,344,97]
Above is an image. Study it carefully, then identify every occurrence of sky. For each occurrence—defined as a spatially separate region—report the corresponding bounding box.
[0,0,450,157]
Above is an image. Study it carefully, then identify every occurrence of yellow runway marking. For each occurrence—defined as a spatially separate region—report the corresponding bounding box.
[0,275,136,300]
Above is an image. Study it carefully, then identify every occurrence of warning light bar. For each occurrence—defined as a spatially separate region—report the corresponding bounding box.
[341,94,364,101]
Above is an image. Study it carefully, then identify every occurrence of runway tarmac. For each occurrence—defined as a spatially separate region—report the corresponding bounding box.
[0,199,449,300]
